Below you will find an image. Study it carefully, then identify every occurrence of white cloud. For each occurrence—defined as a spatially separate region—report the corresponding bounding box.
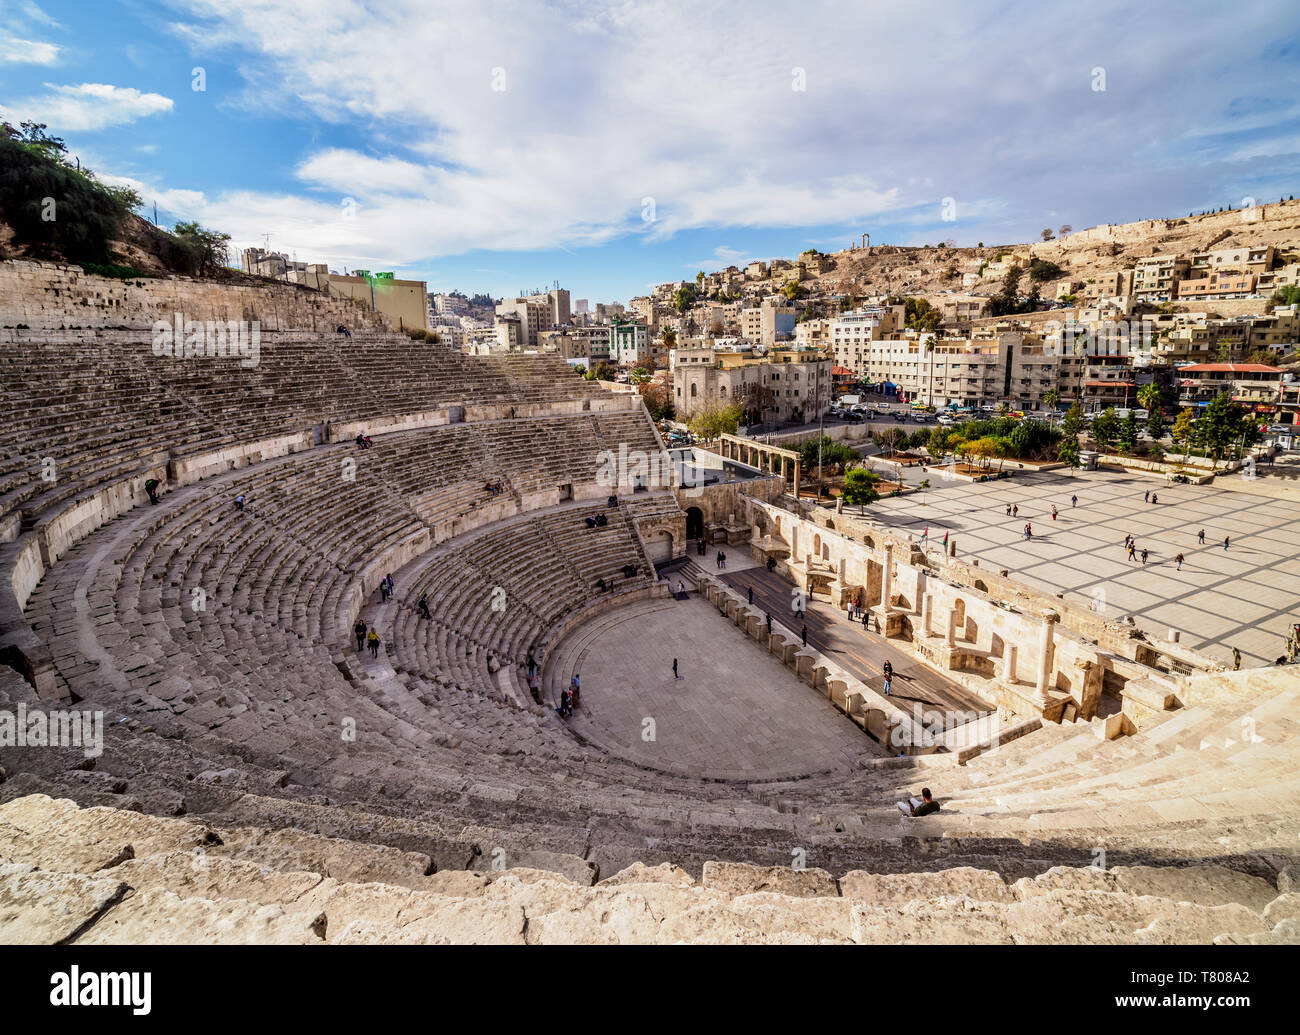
[0,36,60,64]
[104,0,1300,270]
[3,82,173,131]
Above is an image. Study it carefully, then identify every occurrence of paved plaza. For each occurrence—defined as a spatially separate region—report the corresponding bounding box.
[551,595,884,781]
[862,466,1300,668]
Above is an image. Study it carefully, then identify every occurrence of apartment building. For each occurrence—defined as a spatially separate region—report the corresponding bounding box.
[672,345,831,424]
[431,292,470,316]
[1175,269,1257,300]
[1153,315,1251,364]
[494,297,548,347]
[1189,244,1274,273]
[1175,362,1284,414]
[1085,269,1135,300]
[937,294,990,324]
[1255,263,1300,296]
[859,332,1084,410]
[610,319,651,366]
[1132,254,1190,302]
[1245,305,1300,356]
[829,304,906,379]
[538,325,612,365]
[795,317,832,351]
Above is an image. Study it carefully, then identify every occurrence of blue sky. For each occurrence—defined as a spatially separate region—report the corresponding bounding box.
[3,0,1299,304]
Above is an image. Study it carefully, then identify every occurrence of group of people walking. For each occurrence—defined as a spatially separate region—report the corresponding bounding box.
[353,618,381,657]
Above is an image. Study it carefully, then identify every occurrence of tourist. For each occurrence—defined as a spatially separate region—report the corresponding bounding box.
[1151,493,1158,504]
[1141,548,1149,565]
[1012,504,1018,517]
[1005,503,1012,516]
[896,788,940,817]
[367,628,380,657]
[234,494,245,512]
[1198,529,1206,544]
[861,609,870,630]
[747,585,754,605]
[882,674,892,695]
[1224,536,1231,550]
[586,515,597,529]
[1071,494,1078,507]
[801,624,808,647]
[1051,505,1057,520]
[596,577,606,593]
[144,478,161,505]
[1232,647,1242,671]
[336,324,352,339]
[354,619,367,651]
[672,658,679,679]
[607,494,617,508]
[883,660,893,683]
[380,578,390,603]
[596,513,607,527]
[1144,490,1150,503]
[766,556,776,572]
[418,594,431,620]
[1128,542,1137,562]
[766,612,773,633]
[1175,553,1184,571]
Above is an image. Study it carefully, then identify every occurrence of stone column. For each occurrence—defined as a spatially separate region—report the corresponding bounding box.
[1036,610,1060,696]
[1004,644,1018,683]
[921,594,933,637]
[946,608,958,646]
[793,459,800,501]
[879,545,893,609]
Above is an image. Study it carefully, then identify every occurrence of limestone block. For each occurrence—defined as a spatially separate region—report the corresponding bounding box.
[700,861,837,899]
[840,866,1013,905]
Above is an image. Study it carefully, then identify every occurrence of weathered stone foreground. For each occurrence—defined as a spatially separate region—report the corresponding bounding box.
[1,795,1296,944]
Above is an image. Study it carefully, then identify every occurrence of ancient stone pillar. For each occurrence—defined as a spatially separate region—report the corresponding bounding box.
[1004,644,1018,683]
[946,608,958,646]
[921,594,933,637]
[879,544,893,609]
[1036,610,1060,696]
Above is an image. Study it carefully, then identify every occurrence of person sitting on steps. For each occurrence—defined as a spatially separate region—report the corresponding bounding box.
[896,787,940,817]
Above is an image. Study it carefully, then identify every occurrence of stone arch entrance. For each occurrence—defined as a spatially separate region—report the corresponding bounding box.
[685,507,704,540]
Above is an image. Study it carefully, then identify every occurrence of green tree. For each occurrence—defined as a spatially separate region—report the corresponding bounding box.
[1199,391,1253,463]
[661,327,677,349]
[1171,406,1196,453]
[876,426,905,458]
[629,367,650,386]
[797,434,854,470]
[672,283,699,313]
[1061,401,1084,440]
[1269,284,1300,308]
[173,221,231,276]
[841,468,881,514]
[688,401,742,441]
[900,296,941,333]
[783,279,806,301]
[1043,388,1061,411]
[1028,258,1064,283]
[1119,410,1139,453]
[1057,437,1081,472]
[1092,406,1120,448]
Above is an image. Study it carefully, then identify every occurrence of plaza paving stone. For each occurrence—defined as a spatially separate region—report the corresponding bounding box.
[862,466,1300,668]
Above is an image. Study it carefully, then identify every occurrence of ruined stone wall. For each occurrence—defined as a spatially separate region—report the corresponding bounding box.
[0,260,390,332]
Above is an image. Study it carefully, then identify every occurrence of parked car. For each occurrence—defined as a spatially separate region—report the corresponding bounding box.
[841,411,864,423]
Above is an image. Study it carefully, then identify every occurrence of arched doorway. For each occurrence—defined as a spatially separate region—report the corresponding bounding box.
[644,530,674,565]
[685,507,704,540]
